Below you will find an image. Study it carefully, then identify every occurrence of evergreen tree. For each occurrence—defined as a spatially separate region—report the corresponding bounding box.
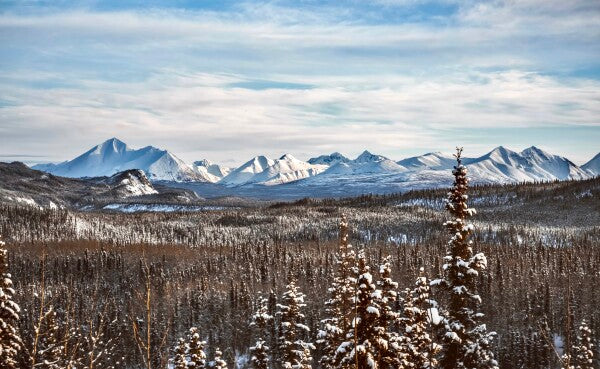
[401,268,441,369]
[188,327,207,369]
[213,348,228,369]
[250,296,273,369]
[0,238,22,369]
[572,320,594,369]
[374,256,401,369]
[173,337,188,369]
[317,214,357,369]
[433,147,498,369]
[337,249,380,369]
[277,279,314,369]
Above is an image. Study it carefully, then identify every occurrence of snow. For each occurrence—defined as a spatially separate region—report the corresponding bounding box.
[31,141,592,193]
[102,203,230,213]
[32,138,210,182]
[427,307,443,325]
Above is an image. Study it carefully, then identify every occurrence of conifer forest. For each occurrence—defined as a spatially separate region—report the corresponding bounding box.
[1,152,599,369]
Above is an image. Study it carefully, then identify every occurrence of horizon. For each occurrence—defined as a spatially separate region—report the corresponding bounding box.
[0,1,599,165]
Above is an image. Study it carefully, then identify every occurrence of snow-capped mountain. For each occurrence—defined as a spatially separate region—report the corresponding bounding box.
[308,152,350,166]
[397,152,458,170]
[323,150,407,176]
[28,139,594,197]
[193,159,232,182]
[219,156,275,186]
[103,169,158,197]
[465,146,588,183]
[32,138,205,182]
[243,154,328,186]
[220,154,327,186]
[582,153,600,176]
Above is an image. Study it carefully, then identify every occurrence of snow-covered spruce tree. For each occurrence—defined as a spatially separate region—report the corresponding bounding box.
[400,268,441,369]
[336,249,380,369]
[374,256,401,369]
[0,238,22,369]
[188,327,208,369]
[317,214,357,369]
[432,147,498,369]
[250,296,273,369]
[277,279,314,369]
[571,320,594,369]
[173,337,188,369]
[213,348,228,369]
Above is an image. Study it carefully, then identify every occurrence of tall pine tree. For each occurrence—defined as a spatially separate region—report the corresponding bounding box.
[374,256,401,369]
[433,147,498,369]
[317,214,357,369]
[336,249,380,369]
[277,279,314,369]
[250,296,273,369]
[400,268,441,369]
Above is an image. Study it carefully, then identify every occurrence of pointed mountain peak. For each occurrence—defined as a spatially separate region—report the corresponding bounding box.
[521,146,552,158]
[354,150,388,163]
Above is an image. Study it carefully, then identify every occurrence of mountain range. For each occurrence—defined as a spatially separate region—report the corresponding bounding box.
[29,138,599,198]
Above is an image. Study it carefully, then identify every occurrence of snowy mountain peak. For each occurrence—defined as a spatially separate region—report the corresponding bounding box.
[308,152,350,166]
[521,146,552,159]
[92,137,129,156]
[397,151,457,170]
[32,138,206,182]
[354,150,388,163]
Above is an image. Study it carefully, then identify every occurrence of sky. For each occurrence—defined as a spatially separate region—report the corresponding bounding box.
[0,0,599,166]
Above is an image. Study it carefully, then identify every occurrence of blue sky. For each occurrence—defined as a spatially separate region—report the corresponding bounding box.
[0,0,599,165]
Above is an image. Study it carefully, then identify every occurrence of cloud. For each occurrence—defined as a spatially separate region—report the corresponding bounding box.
[0,0,598,164]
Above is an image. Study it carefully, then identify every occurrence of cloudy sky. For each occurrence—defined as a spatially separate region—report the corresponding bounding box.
[0,0,599,166]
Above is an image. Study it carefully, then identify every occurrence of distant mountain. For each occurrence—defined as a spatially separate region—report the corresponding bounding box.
[323,150,407,176]
[308,152,350,166]
[582,153,600,176]
[220,154,326,186]
[219,156,275,185]
[97,169,158,197]
[27,139,593,197]
[398,152,458,170]
[465,146,588,183]
[32,138,205,182]
[244,154,327,186]
[193,159,232,182]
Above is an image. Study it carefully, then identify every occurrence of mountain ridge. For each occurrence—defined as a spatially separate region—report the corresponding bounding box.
[29,139,597,194]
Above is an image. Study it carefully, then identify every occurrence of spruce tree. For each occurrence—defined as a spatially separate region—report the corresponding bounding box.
[173,337,188,369]
[572,320,594,369]
[0,238,22,369]
[337,249,380,369]
[213,348,228,369]
[433,147,498,369]
[188,327,207,369]
[374,256,401,369]
[317,214,357,369]
[250,296,273,369]
[277,279,314,369]
[401,268,441,369]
